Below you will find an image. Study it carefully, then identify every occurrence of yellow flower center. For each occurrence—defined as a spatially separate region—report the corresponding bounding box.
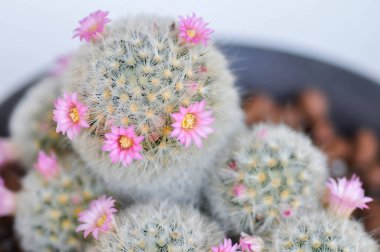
[88,24,99,33]
[186,29,196,38]
[181,113,197,130]
[69,107,80,123]
[96,214,107,227]
[119,136,133,149]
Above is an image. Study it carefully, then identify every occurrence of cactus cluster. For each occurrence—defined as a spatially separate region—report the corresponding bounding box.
[9,76,70,166]
[93,201,223,252]
[63,15,243,203]
[15,154,106,252]
[207,123,328,235]
[273,210,379,252]
[6,10,378,252]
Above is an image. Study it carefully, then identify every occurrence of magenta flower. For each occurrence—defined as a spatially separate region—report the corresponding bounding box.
[102,126,144,167]
[327,174,373,218]
[232,184,246,197]
[239,233,264,252]
[0,177,16,217]
[212,238,239,252]
[34,151,59,180]
[76,195,117,240]
[53,92,89,140]
[170,100,214,148]
[178,13,214,46]
[0,138,19,167]
[73,10,110,42]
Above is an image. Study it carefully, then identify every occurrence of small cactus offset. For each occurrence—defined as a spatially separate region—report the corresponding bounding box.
[15,153,106,252]
[92,201,224,252]
[10,76,71,166]
[273,210,379,252]
[207,123,328,235]
[58,13,243,204]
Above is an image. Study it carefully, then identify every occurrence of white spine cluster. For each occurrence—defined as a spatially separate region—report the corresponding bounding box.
[207,123,328,235]
[273,210,379,252]
[63,15,243,204]
[93,201,224,252]
[10,76,70,166]
[15,155,106,252]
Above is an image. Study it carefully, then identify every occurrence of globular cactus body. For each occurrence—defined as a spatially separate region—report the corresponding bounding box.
[207,123,328,235]
[10,76,70,166]
[93,201,224,252]
[15,155,106,252]
[63,15,243,204]
[273,210,379,251]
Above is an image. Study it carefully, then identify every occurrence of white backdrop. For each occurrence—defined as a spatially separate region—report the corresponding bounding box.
[1,0,380,102]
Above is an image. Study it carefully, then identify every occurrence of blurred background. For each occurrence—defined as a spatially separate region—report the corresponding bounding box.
[1,0,380,103]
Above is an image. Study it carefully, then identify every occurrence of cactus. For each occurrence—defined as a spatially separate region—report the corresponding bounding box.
[93,201,223,252]
[61,15,243,204]
[206,123,328,235]
[15,154,106,252]
[9,76,70,166]
[273,210,379,252]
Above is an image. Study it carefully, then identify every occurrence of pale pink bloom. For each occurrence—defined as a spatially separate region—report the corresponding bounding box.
[212,238,239,252]
[178,13,214,46]
[170,100,214,148]
[228,160,237,170]
[239,233,264,252]
[281,209,293,218]
[53,92,89,140]
[34,151,60,180]
[197,65,208,73]
[71,195,82,205]
[73,10,110,42]
[232,183,246,197]
[186,82,199,93]
[50,53,72,76]
[0,138,19,167]
[76,195,117,240]
[327,174,373,218]
[102,126,144,167]
[148,133,160,143]
[0,177,16,217]
[256,128,268,139]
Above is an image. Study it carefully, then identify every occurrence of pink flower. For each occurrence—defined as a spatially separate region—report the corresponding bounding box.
[53,92,89,140]
[0,177,16,217]
[102,126,144,167]
[232,184,246,197]
[186,82,199,93]
[256,128,268,139]
[73,10,110,42]
[0,138,19,167]
[178,13,214,46]
[34,151,59,180]
[212,238,239,252]
[228,160,238,170]
[239,233,264,252]
[76,195,117,240]
[281,209,293,218]
[327,174,373,218]
[170,100,214,148]
[50,53,72,76]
